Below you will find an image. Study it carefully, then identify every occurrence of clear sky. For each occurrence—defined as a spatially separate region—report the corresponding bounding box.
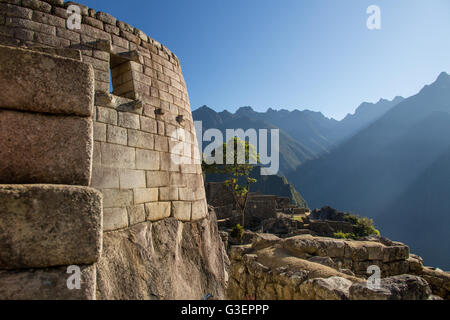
[81,0,450,120]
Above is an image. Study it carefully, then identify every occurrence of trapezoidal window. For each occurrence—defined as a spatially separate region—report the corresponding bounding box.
[110,54,136,100]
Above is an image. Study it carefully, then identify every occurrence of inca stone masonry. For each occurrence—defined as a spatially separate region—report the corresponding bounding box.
[0,0,228,300]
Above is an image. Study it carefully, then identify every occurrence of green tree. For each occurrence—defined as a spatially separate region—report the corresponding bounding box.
[202,137,259,228]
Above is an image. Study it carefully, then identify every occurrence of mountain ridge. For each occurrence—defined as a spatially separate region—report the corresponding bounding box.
[193,95,403,174]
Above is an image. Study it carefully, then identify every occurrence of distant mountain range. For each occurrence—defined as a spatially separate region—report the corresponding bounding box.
[290,72,450,269]
[193,95,402,175]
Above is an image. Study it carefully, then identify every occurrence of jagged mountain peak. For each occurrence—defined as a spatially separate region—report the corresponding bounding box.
[235,106,255,115]
[348,96,404,118]
[196,105,215,112]
[392,96,405,103]
[436,71,449,82]
[419,71,450,94]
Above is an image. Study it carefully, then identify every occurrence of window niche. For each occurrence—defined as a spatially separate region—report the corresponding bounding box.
[110,54,136,100]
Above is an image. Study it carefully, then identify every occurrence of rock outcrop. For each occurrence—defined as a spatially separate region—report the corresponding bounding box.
[97,208,228,300]
[412,267,450,300]
[348,275,431,300]
[227,233,447,300]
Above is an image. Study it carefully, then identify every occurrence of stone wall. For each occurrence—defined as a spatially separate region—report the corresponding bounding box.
[206,183,281,223]
[0,0,208,231]
[247,197,277,222]
[93,91,206,231]
[0,0,226,300]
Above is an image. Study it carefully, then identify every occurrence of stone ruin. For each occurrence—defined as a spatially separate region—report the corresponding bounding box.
[206,181,307,225]
[0,0,227,300]
[206,181,359,239]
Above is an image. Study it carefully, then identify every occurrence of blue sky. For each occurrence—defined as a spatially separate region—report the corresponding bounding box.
[81,0,450,120]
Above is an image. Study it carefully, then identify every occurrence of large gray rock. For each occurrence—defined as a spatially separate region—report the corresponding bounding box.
[407,254,424,273]
[252,233,281,250]
[298,276,353,300]
[96,210,228,300]
[418,267,450,300]
[0,45,94,117]
[0,265,96,300]
[282,235,346,258]
[349,274,432,300]
[308,256,338,269]
[0,185,103,269]
[0,110,93,185]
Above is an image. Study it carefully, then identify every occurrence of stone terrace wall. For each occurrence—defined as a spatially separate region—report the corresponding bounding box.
[0,0,208,231]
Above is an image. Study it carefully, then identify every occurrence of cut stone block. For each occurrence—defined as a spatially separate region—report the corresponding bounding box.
[179,187,196,201]
[103,207,128,232]
[0,185,103,270]
[91,166,120,189]
[136,149,160,170]
[159,187,178,201]
[146,171,169,188]
[191,200,208,221]
[128,129,154,149]
[0,45,94,117]
[0,264,96,300]
[30,46,82,61]
[145,202,171,221]
[134,188,158,204]
[172,201,192,222]
[100,142,135,169]
[107,125,127,145]
[102,189,133,208]
[119,169,146,189]
[0,110,93,185]
[128,204,146,225]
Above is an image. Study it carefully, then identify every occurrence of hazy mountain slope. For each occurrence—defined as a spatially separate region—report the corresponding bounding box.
[291,72,450,209]
[290,72,450,268]
[376,146,450,269]
[338,96,404,139]
[294,109,450,214]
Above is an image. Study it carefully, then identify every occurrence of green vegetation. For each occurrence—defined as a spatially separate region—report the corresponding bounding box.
[333,231,356,240]
[335,213,381,240]
[231,224,244,242]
